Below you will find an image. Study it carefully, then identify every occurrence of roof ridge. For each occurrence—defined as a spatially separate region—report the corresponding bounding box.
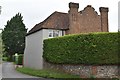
[54,11,67,14]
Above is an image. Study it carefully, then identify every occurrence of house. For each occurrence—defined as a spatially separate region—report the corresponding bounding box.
[24,2,109,69]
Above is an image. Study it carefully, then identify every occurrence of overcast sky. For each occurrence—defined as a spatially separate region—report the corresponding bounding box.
[0,0,119,32]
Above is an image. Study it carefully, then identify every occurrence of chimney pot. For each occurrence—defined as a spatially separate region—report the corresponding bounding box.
[69,2,79,9]
[99,7,109,12]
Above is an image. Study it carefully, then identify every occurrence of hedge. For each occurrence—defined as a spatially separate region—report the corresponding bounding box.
[43,32,119,65]
[14,54,23,65]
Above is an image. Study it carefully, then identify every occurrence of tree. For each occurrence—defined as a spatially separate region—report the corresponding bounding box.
[0,33,2,54]
[2,13,27,60]
[0,6,1,14]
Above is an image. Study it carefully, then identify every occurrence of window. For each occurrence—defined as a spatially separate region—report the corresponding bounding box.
[49,30,53,38]
[49,33,52,37]
[62,31,65,36]
[48,30,61,38]
[53,30,59,37]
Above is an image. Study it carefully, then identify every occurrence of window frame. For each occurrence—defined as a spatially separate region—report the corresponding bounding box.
[48,30,62,38]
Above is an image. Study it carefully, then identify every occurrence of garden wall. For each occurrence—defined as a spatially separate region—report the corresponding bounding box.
[43,61,119,78]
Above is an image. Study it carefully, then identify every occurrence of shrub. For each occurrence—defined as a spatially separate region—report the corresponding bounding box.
[18,54,23,65]
[2,57,8,61]
[15,54,23,65]
[43,32,119,65]
[12,55,15,62]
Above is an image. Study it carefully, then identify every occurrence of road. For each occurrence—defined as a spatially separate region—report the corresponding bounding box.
[0,62,2,80]
[1,62,55,80]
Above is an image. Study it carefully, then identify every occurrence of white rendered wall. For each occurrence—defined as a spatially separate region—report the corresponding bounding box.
[24,30,43,69]
[24,29,63,69]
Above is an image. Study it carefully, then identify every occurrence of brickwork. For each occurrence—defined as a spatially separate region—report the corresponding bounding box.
[67,2,109,34]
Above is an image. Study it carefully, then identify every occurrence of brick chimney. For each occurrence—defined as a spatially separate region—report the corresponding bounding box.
[69,2,79,12]
[99,7,109,32]
[67,2,79,34]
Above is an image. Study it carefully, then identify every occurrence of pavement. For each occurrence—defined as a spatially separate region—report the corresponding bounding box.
[1,62,55,80]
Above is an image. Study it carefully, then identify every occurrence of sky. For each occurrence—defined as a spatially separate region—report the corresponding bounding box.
[0,0,119,32]
[119,1,120,30]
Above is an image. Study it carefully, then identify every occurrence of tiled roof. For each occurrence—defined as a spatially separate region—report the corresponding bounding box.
[27,11,69,36]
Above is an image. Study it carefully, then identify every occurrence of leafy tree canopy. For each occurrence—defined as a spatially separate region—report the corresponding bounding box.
[2,13,27,60]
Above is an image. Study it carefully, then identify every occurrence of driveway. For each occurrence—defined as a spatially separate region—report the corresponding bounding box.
[2,62,55,80]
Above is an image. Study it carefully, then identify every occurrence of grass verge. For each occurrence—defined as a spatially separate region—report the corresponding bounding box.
[16,67,81,79]
[16,67,120,80]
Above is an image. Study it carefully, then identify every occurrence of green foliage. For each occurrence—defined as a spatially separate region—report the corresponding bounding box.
[12,55,15,62]
[16,67,80,78]
[2,13,27,60]
[43,32,119,64]
[0,33,2,54]
[118,31,120,62]
[15,54,23,65]
[2,57,8,61]
[17,54,23,65]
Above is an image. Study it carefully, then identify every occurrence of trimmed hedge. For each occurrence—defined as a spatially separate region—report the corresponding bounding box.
[17,54,23,65]
[43,32,119,65]
[15,54,23,65]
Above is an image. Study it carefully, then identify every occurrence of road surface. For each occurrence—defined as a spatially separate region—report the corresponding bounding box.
[2,62,39,78]
[2,62,54,80]
[0,62,2,79]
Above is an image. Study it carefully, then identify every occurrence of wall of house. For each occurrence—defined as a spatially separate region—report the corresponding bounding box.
[24,30,43,69]
[24,29,63,69]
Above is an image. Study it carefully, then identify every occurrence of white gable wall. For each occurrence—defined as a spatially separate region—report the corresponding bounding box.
[24,30,43,69]
[24,29,64,69]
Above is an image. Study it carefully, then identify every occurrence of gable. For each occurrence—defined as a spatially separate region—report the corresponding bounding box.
[78,5,101,33]
[79,5,99,17]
